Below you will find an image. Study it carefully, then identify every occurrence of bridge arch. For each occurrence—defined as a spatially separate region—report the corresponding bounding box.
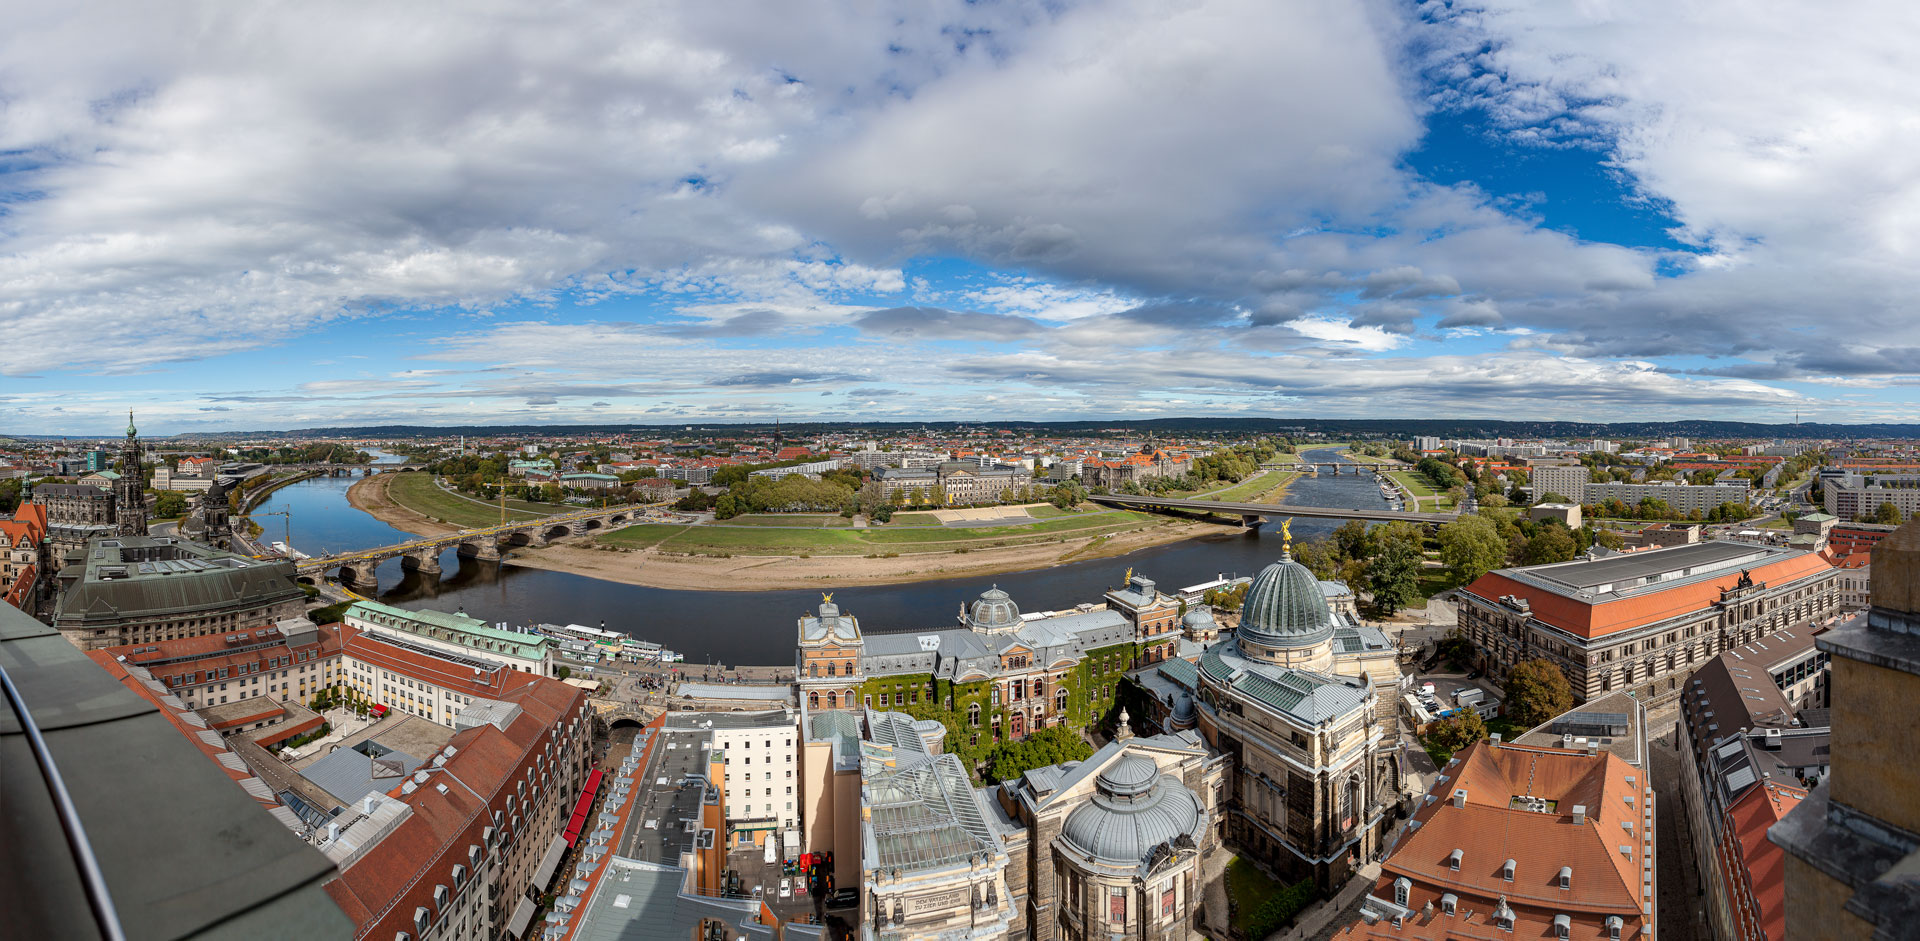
[502,531,536,549]
[543,524,573,540]
[582,518,604,531]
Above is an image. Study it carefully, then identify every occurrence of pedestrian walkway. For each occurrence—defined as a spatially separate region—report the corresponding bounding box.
[1272,862,1378,941]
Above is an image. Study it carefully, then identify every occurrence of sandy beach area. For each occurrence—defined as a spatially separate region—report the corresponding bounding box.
[345,474,460,538]
[500,520,1228,591]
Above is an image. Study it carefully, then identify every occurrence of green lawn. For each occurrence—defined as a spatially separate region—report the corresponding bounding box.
[637,508,1161,556]
[1192,470,1292,503]
[1226,856,1282,937]
[1022,504,1082,519]
[385,473,561,527]
[594,523,692,549]
[884,512,943,525]
[719,514,854,527]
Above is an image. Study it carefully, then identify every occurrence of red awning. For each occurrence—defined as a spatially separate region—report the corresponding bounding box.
[562,770,604,846]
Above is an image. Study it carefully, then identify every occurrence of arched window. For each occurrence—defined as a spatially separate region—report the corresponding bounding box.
[808,691,819,709]
[1055,688,1068,712]
[827,691,837,708]
[809,663,819,677]
[827,662,837,677]
[843,661,854,675]
[967,702,980,727]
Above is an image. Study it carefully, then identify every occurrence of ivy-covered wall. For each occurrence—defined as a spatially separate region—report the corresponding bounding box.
[854,640,1144,772]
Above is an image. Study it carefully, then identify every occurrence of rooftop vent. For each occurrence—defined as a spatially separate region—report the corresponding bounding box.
[1452,789,1467,808]
[1764,728,1783,750]
[1573,804,1587,825]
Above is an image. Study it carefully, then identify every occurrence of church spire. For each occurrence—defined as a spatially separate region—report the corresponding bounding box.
[127,409,137,439]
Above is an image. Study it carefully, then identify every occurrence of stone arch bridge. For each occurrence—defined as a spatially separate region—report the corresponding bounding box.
[294,504,652,590]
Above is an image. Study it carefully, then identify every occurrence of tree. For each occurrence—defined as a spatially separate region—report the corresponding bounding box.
[1876,501,1903,524]
[1332,519,1373,561]
[1505,659,1574,728]
[1424,711,1488,759]
[1366,538,1422,617]
[1435,628,1474,670]
[984,726,1093,783]
[1522,527,1578,565]
[151,490,190,518]
[714,493,742,519]
[1437,515,1507,585]
[1589,527,1626,550]
[555,666,572,680]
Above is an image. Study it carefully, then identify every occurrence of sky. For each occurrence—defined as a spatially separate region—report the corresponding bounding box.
[4,0,1919,435]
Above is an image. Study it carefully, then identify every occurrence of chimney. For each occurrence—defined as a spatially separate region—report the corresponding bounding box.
[1573,804,1587,825]
[1452,788,1468,808]
[325,822,340,843]
[1490,733,1502,744]
[1764,728,1782,750]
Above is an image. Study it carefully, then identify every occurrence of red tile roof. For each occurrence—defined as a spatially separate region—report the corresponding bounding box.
[1463,551,1833,640]
[324,676,588,938]
[1343,742,1650,939]
[1718,782,1804,941]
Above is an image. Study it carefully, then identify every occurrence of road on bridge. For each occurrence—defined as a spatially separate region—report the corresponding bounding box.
[1089,493,1458,525]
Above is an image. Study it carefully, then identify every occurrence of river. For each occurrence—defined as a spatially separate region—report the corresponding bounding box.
[258,448,1391,666]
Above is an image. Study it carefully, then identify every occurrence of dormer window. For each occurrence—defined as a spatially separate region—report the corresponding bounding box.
[1393,877,1410,907]
[1502,859,1516,882]
[1440,893,1457,915]
[1607,916,1623,940]
[1553,913,1571,940]
[1559,866,1572,890]
[1448,848,1463,871]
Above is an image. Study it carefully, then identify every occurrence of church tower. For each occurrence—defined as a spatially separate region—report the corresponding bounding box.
[114,410,149,537]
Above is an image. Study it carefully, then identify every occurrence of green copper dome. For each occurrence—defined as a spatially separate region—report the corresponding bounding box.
[1237,552,1334,649]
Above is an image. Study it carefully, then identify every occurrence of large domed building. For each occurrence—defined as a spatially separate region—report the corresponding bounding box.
[1190,542,1402,890]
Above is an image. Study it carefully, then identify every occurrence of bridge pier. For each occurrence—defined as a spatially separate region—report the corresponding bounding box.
[1241,515,1267,529]
[343,560,380,591]
[401,549,442,576]
[460,540,502,562]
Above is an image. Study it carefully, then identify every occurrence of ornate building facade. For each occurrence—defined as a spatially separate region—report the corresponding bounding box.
[1456,541,1839,708]
[1189,545,1402,890]
[795,579,1180,767]
[992,722,1225,941]
[114,410,149,537]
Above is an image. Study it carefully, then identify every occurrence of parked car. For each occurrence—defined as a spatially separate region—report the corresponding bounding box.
[779,879,792,900]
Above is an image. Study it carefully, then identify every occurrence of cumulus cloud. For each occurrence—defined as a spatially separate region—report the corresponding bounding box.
[5,0,1916,430]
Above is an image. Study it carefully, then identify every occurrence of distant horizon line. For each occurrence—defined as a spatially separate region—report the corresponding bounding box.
[0,414,1880,440]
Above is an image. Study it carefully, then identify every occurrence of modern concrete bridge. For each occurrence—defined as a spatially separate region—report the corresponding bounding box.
[1090,493,1457,526]
[1256,462,1402,475]
[294,503,658,590]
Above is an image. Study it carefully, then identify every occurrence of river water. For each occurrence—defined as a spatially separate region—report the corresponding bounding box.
[261,448,1390,666]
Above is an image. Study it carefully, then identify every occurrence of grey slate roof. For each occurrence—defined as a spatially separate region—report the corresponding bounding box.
[1199,642,1372,725]
[861,608,1131,682]
[0,603,350,939]
[1058,756,1206,868]
[798,600,861,645]
[54,536,304,625]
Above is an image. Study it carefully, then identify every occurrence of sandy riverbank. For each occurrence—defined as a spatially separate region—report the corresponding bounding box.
[345,474,461,538]
[500,519,1227,591]
[344,469,1297,591]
